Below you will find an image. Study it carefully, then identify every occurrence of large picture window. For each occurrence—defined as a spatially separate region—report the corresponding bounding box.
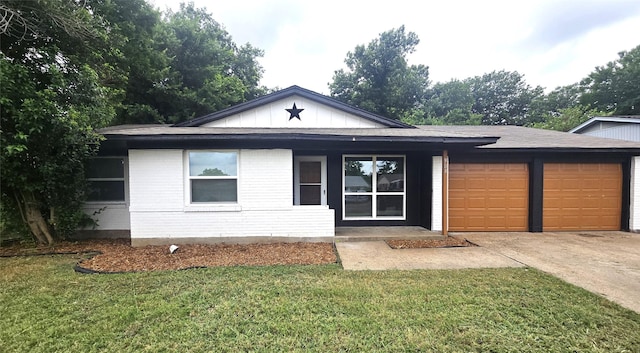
[189,151,238,203]
[86,157,126,202]
[343,155,405,219]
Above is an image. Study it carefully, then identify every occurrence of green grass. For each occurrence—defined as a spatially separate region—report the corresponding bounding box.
[1,255,639,352]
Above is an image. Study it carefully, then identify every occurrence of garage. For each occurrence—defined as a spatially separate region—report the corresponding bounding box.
[449,163,529,231]
[543,163,622,231]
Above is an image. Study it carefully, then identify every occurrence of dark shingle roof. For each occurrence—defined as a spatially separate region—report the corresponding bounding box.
[99,124,640,152]
[418,125,640,150]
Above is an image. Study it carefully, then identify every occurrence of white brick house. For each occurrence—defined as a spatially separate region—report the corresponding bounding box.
[83,86,640,245]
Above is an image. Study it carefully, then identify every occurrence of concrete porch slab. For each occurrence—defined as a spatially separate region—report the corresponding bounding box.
[335,226,443,242]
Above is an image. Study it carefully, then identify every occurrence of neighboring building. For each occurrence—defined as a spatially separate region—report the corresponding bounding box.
[570,116,640,142]
[83,86,640,245]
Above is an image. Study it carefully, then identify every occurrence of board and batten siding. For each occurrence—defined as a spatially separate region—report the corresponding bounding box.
[127,149,334,245]
[201,95,385,128]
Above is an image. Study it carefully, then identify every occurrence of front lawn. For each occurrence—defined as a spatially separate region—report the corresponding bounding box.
[1,255,638,352]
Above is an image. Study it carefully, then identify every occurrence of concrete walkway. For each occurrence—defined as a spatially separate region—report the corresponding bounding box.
[335,231,640,314]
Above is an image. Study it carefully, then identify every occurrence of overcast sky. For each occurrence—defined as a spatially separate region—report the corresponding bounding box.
[150,0,640,94]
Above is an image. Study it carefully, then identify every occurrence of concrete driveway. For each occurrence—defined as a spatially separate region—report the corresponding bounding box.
[335,231,640,313]
[458,231,640,314]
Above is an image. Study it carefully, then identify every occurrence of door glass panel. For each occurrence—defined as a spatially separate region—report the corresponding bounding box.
[377,195,404,216]
[344,157,372,192]
[345,195,372,217]
[300,162,321,183]
[300,185,321,205]
[377,157,404,192]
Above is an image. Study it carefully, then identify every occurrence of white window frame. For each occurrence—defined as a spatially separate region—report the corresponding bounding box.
[342,154,406,220]
[186,150,239,205]
[85,156,128,205]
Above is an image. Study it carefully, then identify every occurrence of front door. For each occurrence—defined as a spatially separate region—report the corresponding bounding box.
[294,156,327,205]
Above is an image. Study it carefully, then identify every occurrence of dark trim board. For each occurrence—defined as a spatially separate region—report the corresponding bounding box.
[529,158,544,232]
[622,158,631,231]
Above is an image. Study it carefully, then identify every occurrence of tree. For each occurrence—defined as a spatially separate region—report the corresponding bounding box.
[528,83,582,124]
[465,70,544,125]
[579,45,640,115]
[153,3,266,123]
[329,26,430,121]
[1,0,117,244]
[422,80,481,125]
[86,0,170,124]
[531,105,608,132]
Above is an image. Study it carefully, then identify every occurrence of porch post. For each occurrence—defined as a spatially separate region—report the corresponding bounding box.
[442,150,449,236]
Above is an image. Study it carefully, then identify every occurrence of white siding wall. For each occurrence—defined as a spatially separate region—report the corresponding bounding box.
[128,149,334,242]
[583,124,640,142]
[82,205,130,230]
[630,156,640,231]
[82,157,130,231]
[431,156,443,231]
[201,95,385,128]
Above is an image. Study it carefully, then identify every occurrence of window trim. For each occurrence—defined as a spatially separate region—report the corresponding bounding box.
[342,154,406,220]
[186,150,240,205]
[85,156,128,205]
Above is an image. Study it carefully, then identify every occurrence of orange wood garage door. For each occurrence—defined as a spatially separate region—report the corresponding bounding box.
[449,163,529,231]
[543,163,622,231]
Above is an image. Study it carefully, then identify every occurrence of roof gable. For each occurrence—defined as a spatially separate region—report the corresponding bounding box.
[570,116,640,133]
[173,85,412,128]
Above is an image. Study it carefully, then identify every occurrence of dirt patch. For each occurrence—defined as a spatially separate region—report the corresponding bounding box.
[387,237,476,249]
[0,239,337,273]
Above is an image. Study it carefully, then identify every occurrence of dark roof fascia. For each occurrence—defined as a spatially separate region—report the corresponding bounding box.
[172,85,413,128]
[104,132,497,146]
[468,147,640,154]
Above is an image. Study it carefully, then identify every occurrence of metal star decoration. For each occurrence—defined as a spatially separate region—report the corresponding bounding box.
[286,103,304,120]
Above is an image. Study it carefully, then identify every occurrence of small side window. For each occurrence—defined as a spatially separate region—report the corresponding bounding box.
[188,151,238,203]
[86,157,125,202]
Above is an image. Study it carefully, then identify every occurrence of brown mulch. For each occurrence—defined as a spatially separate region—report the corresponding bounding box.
[1,236,476,273]
[386,237,476,249]
[0,239,337,273]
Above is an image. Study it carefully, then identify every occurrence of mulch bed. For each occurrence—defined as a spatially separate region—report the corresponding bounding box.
[1,236,476,273]
[0,239,337,273]
[386,237,476,249]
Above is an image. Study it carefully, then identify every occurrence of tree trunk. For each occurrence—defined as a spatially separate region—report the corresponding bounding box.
[16,190,54,245]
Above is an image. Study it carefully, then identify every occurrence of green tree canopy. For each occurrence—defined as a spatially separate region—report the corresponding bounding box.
[579,45,640,115]
[531,106,609,132]
[329,26,430,121]
[423,80,481,125]
[1,0,118,244]
[466,70,544,125]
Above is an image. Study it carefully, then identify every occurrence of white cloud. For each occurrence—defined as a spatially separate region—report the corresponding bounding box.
[151,0,640,92]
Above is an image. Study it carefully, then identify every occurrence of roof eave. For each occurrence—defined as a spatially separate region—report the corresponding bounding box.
[103,133,497,146]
